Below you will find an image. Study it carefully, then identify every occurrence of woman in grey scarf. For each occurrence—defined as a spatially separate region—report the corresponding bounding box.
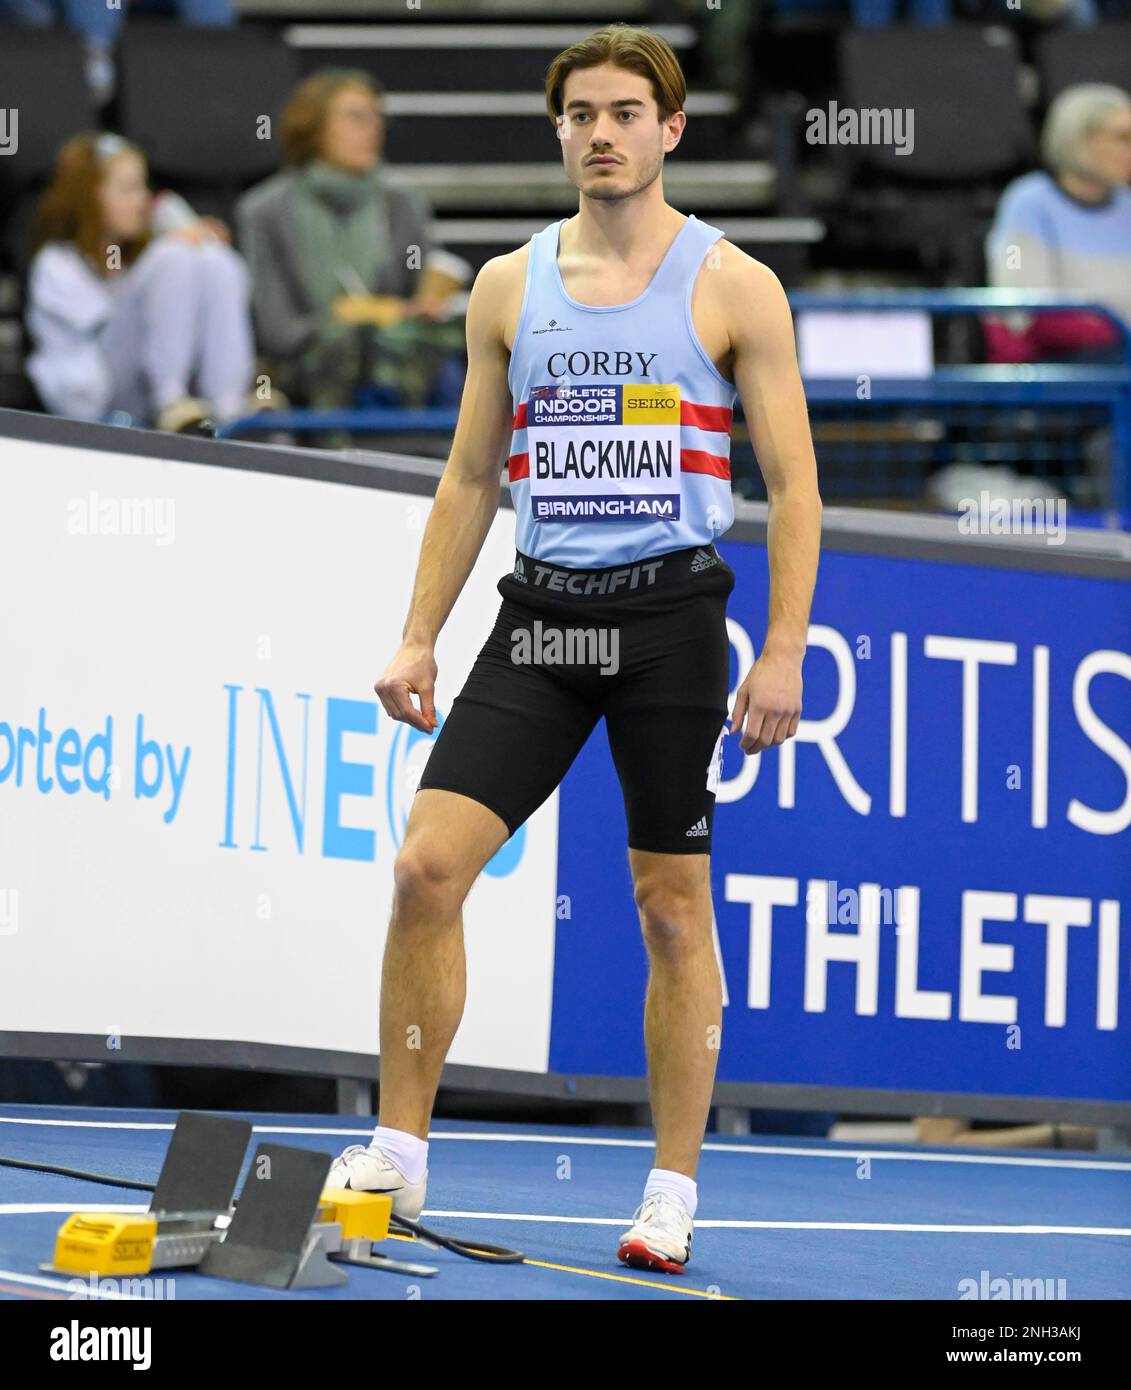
[237,69,467,414]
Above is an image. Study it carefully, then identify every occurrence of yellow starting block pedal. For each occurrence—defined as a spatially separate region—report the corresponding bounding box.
[49,1213,158,1278]
[318,1186,437,1279]
[43,1210,227,1278]
[318,1187,392,1242]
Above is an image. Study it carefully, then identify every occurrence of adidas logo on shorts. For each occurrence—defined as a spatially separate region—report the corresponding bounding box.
[513,556,527,583]
[690,548,719,573]
[685,816,709,837]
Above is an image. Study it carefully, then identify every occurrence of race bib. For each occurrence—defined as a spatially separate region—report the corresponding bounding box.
[525,383,682,523]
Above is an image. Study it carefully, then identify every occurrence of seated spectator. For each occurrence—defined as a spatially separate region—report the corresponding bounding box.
[236,69,469,413]
[983,84,1131,363]
[26,132,258,432]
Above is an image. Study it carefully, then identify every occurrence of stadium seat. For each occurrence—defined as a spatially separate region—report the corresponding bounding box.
[0,27,98,409]
[0,27,97,271]
[1034,22,1131,105]
[832,27,1033,278]
[116,21,299,222]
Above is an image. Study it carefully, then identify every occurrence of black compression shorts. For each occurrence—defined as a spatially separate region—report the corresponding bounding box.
[416,542,736,854]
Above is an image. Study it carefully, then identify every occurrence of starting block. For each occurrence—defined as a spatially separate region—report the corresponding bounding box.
[43,1111,251,1278]
[201,1141,437,1286]
[42,1112,438,1288]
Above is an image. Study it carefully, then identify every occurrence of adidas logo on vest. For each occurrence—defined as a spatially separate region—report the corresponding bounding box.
[690,548,718,573]
[513,556,527,583]
[685,816,709,837]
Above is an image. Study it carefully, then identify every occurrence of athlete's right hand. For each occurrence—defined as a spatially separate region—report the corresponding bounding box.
[374,644,439,734]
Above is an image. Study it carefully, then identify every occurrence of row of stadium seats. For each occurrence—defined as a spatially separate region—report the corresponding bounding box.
[2,19,1128,225]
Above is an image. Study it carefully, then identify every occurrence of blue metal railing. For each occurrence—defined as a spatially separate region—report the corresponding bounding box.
[217,290,1131,510]
[214,407,460,440]
[788,291,1131,510]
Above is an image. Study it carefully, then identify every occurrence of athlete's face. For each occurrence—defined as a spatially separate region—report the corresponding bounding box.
[556,63,685,202]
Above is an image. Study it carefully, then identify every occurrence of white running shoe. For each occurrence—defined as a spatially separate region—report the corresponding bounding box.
[325,1144,428,1222]
[617,1191,693,1274]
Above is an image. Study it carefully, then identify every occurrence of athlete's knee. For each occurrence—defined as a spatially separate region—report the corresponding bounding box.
[391,841,464,919]
[634,878,709,957]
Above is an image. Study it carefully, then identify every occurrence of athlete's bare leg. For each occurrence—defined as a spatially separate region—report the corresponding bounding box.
[377,788,509,1139]
[629,848,722,1179]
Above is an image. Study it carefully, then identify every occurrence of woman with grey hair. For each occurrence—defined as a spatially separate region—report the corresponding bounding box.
[984,83,1131,362]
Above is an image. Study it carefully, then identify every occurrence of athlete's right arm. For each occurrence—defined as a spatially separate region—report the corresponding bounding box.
[374,252,522,732]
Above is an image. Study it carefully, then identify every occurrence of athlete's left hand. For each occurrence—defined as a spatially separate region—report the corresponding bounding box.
[729,650,802,754]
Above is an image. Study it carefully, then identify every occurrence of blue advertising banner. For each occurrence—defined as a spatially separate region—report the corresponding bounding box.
[551,542,1131,1106]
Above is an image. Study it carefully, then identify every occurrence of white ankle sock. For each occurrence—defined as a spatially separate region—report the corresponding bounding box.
[368,1125,429,1184]
[644,1166,697,1218]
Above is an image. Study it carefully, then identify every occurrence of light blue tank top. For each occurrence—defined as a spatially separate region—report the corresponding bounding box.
[506,213,737,567]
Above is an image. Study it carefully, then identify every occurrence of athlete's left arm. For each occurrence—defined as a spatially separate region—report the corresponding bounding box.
[723,251,823,753]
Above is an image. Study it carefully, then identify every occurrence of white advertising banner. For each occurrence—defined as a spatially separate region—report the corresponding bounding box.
[0,436,558,1071]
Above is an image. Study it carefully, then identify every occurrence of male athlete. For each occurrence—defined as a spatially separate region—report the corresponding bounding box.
[328,24,822,1274]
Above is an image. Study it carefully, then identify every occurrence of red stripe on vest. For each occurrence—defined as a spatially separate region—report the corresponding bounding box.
[681,401,733,432]
[680,449,731,479]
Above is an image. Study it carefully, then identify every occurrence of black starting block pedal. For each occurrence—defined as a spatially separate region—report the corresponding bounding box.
[149,1111,251,1219]
[201,1141,336,1288]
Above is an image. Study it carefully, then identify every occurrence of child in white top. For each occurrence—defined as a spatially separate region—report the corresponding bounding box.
[26,132,255,431]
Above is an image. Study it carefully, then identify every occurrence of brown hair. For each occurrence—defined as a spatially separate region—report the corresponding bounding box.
[544,24,687,126]
[281,69,385,167]
[32,133,151,273]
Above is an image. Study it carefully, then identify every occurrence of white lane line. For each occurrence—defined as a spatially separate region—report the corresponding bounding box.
[418,1134,1131,1173]
[0,1118,175,1130]
[395,1211,1131,1236]
[1,1203,150,1215]
[4,1203,1127,1236]
[1,1116,1128,1172]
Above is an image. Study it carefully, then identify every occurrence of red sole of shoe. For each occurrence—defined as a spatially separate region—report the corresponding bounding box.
[617,1238,687,1275]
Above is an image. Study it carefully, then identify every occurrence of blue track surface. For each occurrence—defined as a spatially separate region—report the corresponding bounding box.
[1,1105,1128,1301]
